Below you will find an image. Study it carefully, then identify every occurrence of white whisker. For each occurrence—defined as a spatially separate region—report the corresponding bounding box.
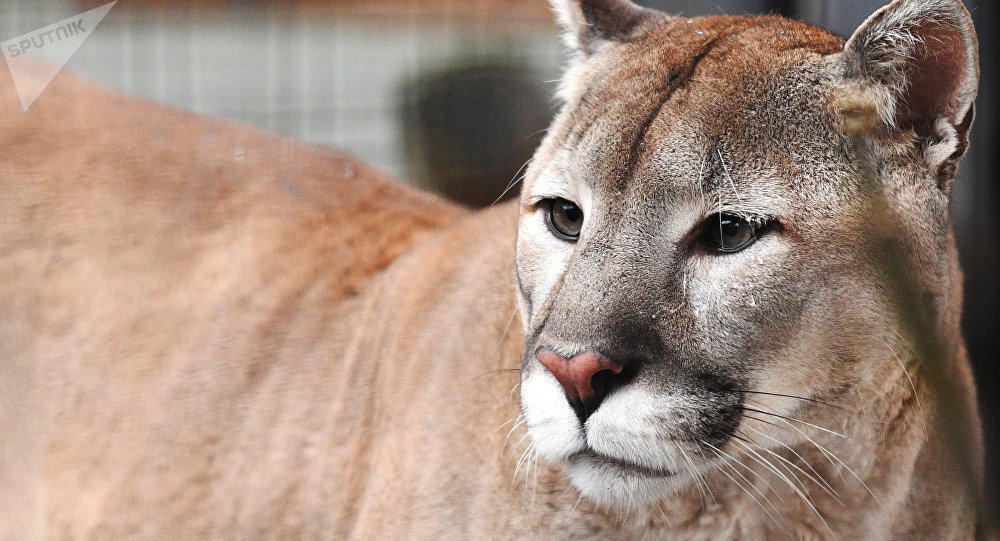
[508,381,522,403]
[705,445,784,529]
[703,441,783,505]
[777,418,881,505]
[501,416,527,453]
[746,425,841,502]
[744,398,848,439]
[717,149,744,206]
[492,413,521,436]
[497,306,520,354]
[679,444,716,507]
[491,157,533,206]
[885,338,928,436]
[733,438,832,534]
[656,502,673,527]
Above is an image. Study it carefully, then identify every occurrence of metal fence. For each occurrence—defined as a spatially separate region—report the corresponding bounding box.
[0,1,563,180]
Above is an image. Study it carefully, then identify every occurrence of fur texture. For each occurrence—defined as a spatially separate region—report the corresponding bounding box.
[0,0,982,539]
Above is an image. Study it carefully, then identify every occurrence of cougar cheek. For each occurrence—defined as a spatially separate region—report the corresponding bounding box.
[516,227,573,316]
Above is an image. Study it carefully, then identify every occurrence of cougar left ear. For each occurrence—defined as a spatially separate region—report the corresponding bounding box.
[839,0,979,190]
[550,0,661,56]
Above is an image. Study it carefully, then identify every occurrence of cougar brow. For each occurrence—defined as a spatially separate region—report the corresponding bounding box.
[619,35,723,181]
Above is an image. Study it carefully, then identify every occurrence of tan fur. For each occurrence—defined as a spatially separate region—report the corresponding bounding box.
[0,0,983,539]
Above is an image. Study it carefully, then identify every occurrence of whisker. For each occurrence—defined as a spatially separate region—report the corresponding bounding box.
[496,306,520,354]
[745,425,840,501]
[742,399,856,486]
[491,157,533,206]
[656,502,673,527]
[702,441,784,506]
[742,413,785,431]
[508,381,522,403]
[530,449,540,506]
[732,438,833,534]
[492,413,521,436]
[777,418,881,505]
[513,442,535,485]
[884,338,928,435]
[697,155,708,210]
[486,368,522,375]
[675,446,704,506]
[524,127,550,140]
[501,416,527,453]
[679,444,716,507]
[718,150,745,206]
[740,405,847,439]
[734,431,809,495]
[732,389,851,413]
[705,444,785,530]
[718,436,790,505]
[511,430,532,451]
[507,445,531,497]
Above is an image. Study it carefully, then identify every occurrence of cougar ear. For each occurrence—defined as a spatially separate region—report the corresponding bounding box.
[550,0,660,56]
[840,0,979,189]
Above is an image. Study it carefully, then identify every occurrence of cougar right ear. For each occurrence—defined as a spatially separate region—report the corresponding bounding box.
[550,0,661,56]
[837,0,979,190]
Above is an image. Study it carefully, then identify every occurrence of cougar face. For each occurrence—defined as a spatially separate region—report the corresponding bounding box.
[516,0,978,508]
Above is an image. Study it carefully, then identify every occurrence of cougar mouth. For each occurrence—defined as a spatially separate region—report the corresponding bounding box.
[571,450,676,478]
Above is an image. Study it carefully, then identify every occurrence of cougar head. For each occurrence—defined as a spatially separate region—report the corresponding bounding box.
[515,0,977,506]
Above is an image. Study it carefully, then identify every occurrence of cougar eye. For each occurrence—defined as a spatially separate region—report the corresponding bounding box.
[546,198,584,241]
[706,213,758,253]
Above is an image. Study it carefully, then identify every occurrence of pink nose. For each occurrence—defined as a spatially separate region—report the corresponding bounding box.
[535,348,625,403]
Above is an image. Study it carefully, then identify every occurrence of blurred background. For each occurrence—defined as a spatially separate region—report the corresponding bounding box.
[2,0,997,522]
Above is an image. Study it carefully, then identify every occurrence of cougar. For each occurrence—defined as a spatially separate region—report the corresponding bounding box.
[0,0,982,538]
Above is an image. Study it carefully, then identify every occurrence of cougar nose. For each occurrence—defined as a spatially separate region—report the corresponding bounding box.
[536,348,626,422]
